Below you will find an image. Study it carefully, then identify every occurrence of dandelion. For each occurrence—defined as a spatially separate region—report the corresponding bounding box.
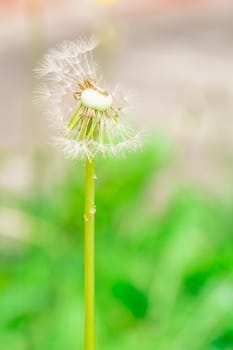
[35,37,140,350]
[35,37,140,160]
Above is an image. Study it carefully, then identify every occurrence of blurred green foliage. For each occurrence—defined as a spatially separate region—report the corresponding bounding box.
[0,141,233,350]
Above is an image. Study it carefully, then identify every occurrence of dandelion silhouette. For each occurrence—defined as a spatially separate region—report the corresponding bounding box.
[35,37,141,350]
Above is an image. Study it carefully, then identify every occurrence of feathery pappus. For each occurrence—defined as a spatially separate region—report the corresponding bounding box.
[35,37,141,159]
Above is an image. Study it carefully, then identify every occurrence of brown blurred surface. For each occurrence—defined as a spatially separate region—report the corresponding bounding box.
[1,4,233,146]
[1,1,233,191]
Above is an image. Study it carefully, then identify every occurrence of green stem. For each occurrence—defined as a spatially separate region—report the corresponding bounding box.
[84,157,95,350]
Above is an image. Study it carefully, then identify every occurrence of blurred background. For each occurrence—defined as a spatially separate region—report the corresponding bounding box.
[1,0,233,349]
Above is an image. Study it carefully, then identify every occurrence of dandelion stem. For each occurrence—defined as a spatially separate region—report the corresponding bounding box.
[84,157,95,350]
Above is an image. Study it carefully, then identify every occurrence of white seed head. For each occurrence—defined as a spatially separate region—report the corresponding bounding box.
[81,88,112,111]
[35,37,141,159]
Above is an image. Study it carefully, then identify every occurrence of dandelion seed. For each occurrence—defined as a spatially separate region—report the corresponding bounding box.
[35,37,140,159]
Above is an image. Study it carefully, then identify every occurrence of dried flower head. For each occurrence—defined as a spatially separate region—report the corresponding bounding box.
[35,37,140,159]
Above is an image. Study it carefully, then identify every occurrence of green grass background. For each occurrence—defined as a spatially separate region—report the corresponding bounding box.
[0,139,233,350]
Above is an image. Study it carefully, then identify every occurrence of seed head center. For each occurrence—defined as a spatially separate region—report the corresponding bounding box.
[81,88,112,112]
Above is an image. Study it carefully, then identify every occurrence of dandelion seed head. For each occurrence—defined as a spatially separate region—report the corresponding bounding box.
[36,37,140,159]
[81,88,113,111]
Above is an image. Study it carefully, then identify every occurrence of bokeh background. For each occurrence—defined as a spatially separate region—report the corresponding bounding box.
[1,0,233,349]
